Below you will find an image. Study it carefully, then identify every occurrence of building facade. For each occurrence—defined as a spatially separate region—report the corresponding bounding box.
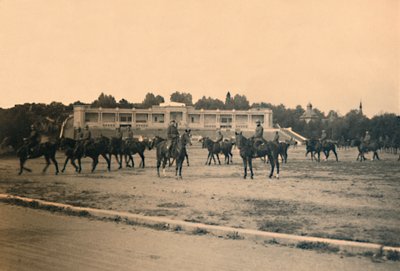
[73,103,273,131]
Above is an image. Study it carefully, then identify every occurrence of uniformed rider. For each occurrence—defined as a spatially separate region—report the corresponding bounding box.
[167,120,179,155]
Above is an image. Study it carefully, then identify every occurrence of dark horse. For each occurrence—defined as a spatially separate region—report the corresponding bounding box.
[122,137,153,168]
[109,137,123,169]
[278,142,289,163]
[351,139,380,161]
[155,130,191,178]
[201,137,235,165]
[83,136,111,172]
[234,132,279,179]
[59,137,83,173]
[16,140,59,175]
[305,140,338,162]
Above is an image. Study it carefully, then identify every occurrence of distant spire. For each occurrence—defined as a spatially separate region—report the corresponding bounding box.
[359,100,363,115]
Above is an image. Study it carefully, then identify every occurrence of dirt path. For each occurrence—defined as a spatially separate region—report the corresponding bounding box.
[1,145,399,247]
[1,203,399,271]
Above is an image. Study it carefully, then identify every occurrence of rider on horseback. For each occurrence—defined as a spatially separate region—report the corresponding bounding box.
[215,129,223,144]
[363,130,371,147]
[78,125,92,156]
[251,120,266,149]
[320,129,327,147]
[167,119,179,157]
[273,131,279,144]
[26,124,41,158]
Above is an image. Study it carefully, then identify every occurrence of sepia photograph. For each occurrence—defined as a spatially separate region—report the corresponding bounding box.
[0,0,399,270]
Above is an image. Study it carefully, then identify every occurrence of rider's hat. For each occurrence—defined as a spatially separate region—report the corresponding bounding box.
[85,124,89,128]
[256,120,261,124]
[171,119,176,123]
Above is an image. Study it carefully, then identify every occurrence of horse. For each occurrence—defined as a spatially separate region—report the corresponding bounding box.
[155,130,191,178]
[351,139,380,161]
[278,142,289,163]
[59,137,83,173]
[234,132,279,179]
[109,137,123,169]
[83,136,111,172]
[221,139,235,164]
[200,137,222,165]
[122,137,153,168]
[305,140,338,162]
[16,139,59,175]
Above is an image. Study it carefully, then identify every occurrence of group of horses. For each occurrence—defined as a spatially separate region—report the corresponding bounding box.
[15,128,398,179]
[16,129,195,178]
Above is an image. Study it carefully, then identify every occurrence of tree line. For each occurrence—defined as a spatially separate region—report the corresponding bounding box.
[0,91,399,148]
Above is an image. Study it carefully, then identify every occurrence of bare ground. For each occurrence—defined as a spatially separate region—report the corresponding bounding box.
[1,144,399,247]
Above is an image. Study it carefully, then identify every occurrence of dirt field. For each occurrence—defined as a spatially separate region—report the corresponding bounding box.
[1,143,399,247]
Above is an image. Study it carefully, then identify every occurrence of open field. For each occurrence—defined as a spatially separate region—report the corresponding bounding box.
[0,143,399,247]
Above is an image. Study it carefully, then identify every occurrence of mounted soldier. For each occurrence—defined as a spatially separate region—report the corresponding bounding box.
[273,131,279,144]
[215,129,224,144]
[251,120,265,148]
[167,119,179,156]
[126,126,134,140]
[363,131,371,147]
[26,124,41,158]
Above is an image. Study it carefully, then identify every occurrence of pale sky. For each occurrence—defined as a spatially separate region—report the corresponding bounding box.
[0,0,398,117]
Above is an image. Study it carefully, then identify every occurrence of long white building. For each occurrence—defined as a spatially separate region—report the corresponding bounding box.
[73,102,273,132]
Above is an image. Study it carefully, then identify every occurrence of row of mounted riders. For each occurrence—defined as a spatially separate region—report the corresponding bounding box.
[305,138,400,162]
[15,129,289,178]
[15,131,396,178]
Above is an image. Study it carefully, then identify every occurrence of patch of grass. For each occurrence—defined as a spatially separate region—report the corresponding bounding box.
[265,238,279,245]
[157,202,186,208]
[226,231,243,240]
[258,219,302,234]
[173,225,182,232]
[192,228,208,235]
[1,198,91,217]
[296,241,339,253]
[386,250,400,261]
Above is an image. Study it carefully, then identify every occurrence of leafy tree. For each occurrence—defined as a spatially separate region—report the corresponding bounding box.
[232,94,250,110]
[194,96,225,110]
[142,93,164,108]
[225,92,233,109]
[91,93,117,108]
[118,98,132,109]
[170,91,193,106]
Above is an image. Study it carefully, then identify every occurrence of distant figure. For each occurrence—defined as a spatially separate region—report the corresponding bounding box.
[27,124,40,157]
[363,131,371,145]
[252,120,264,147]
[115,127,123,140]
[273,131,279,144]
[75,127,83,140]
[167,120,179,155]
[215,129,223,143]
[82,125,92,141]
[126,126,134,139]
[320,130,327,143]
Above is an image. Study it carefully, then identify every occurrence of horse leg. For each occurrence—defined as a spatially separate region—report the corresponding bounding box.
[248,157,253,179]
[92,157,99,172]
[102,154,111,171]
[50,155,59,175]
[275,153,280,179]
[157,158,161,177]
[18,158,29,175]
[216,154,221,165]
[139,152,145,168]
[333,149,339,162]
[62,157,70,173]
[229,152,233,163]
[77,158,82,173]
[268,155,274,178]
[242,158,247,179]
[42,156,51,173]
[162,157,168,177]
[206,152,211,165]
